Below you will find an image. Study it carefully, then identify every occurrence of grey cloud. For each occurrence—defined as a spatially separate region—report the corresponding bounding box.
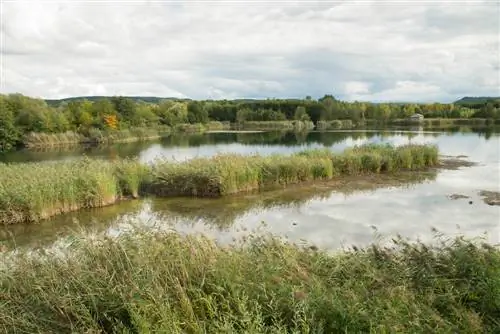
[2,1,498,101]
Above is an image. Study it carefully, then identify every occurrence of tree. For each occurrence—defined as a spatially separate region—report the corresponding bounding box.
[402,104,417,118]
[378,104,392,121]
[294,106,311,121]
[112,97,137,125]
[0,97,19,151]
[104,115,118,130]
[132,103,158,127]
[187,101,209,124]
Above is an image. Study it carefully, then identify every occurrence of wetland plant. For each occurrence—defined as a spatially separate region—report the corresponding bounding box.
[1,230,498,332]
[0,144,439,224]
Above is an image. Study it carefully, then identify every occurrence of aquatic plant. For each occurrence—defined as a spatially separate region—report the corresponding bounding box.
[0,158,145,224]
[237,120,314,131]
[1,230,498,332]
[0,144,440,224]
[22,126,173,148]
[147,144,439,198]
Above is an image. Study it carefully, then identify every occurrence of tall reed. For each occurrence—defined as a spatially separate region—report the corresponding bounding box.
[148,144,439,197]
[0,158,145,224]
[238,120,314,131]
[0,144,440,223]
[1,230,498,332]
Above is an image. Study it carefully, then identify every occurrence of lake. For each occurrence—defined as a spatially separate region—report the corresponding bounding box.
[1,128,499,252]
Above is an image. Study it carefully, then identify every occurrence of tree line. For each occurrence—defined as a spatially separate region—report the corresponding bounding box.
[1,93,499,151]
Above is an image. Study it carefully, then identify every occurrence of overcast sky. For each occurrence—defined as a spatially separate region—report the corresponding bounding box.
[2,0,499,102]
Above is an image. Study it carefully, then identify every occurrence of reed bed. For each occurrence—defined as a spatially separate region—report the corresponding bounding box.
[0,144,439,224]
[388,118,492,127]
[0,158,145,224]
[84,126,172,144]
[1,230,498,333]
[148,144,439,197]
[22,127,172,148]
[173,122,231,133]
[238,120,314,131]
[316,119,356,130]
[23,131,85,148]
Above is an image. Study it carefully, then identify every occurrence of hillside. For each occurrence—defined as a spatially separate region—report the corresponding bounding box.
[454,96,500,106]
[44,96,192,107]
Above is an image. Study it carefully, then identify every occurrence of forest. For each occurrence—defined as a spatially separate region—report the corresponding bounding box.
[1,93,499,152]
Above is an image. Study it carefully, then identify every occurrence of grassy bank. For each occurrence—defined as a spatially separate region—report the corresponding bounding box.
[0,144,439,224]
[22,127,172,148]
[0,158,148,224]
[173,121,231,133]
[22,122,231,149]
[1,230,498,332]
[369,118,500,127]
[235,120,315,131]
[148,144,439,197]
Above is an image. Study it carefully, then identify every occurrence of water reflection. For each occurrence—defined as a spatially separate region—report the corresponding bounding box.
[1,129,499,252]
[1,171,438,250]
[1,127,499,164]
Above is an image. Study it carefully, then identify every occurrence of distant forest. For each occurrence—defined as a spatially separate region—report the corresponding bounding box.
[1,93,499,151]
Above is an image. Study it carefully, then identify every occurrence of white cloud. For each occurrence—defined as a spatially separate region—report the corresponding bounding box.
[1,0,499,101]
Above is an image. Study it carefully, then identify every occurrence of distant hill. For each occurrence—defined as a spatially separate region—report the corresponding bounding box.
[44,96,191,107]
[454,96,500,106]
[44,96,307,106]
[42,95,500,107]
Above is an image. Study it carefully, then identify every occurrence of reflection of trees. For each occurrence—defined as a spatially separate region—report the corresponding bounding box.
[1,200,145,249]
[6,127,498,165]
[150,171,437,230]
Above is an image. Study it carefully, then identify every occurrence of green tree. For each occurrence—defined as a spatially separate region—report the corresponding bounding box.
[112,97,137,125]
[294,106,311,121]
[187,101,209,124]
[0,97,19,151]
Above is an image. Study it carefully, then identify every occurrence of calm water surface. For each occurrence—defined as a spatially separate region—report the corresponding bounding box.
[1,128,499,252]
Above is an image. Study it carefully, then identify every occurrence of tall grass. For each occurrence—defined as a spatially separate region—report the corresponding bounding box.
[23,131,85,148]
[22,126,172,148]
[173,122,231,133]
[148,144,439,197]
[387,118,492,127]
[0,158,145,224]
[1,230,498,332]
[0,144,439,223]
[237,120,314,131]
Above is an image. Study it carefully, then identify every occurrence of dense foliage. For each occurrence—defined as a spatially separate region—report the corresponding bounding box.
[1,230,499,332]
[1,93,499,152]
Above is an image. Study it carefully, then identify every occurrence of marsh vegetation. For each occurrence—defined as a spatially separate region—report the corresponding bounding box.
[1,229,499,333]
[0,144,439,224]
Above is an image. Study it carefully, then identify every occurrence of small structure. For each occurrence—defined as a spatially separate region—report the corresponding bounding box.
[408,113,424,121]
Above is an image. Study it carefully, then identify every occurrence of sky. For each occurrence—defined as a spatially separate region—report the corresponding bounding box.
[1,0,499,103]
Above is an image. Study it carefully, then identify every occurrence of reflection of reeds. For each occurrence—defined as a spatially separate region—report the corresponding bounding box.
[150,171,437,229]
[2,229,498,332]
